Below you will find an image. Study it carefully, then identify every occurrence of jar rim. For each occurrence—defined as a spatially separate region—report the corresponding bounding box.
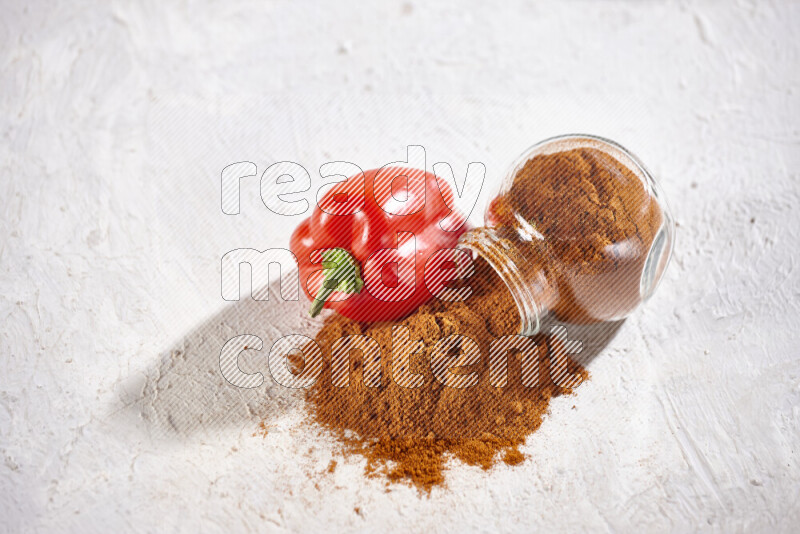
[457,227,543,337]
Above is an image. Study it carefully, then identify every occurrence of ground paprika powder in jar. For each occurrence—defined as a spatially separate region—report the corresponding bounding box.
[458,134,675,334]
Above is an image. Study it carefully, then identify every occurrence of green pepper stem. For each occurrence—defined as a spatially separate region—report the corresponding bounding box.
[308,248,364,318]
[309,286,335,318]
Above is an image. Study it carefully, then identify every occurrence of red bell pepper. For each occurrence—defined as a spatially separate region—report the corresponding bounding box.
[290,166,467,322]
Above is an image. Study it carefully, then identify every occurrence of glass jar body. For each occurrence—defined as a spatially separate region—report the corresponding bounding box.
[458,135,675,336]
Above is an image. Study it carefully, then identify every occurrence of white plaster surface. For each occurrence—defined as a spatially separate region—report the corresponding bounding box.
[1,0,799,532]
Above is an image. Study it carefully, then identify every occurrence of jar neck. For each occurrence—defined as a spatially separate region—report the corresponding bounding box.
[457,226,554,336]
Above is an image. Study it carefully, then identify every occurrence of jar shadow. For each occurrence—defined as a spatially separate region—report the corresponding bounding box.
[538,315,626,370]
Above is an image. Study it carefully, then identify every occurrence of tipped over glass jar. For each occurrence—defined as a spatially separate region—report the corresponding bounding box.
[458,134,675,336]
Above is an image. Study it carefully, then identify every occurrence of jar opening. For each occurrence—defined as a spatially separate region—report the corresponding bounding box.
[457,227,543,337]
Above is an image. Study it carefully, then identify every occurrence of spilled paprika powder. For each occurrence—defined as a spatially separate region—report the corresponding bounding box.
[306,258,586,491]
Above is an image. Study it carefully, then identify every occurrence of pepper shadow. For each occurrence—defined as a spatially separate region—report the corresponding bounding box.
[118,276,326,441]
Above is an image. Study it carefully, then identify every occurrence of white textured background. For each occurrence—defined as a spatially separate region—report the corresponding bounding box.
[2,0,799,532]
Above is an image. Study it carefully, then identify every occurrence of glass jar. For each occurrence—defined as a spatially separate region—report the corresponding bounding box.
[458,134,675,336]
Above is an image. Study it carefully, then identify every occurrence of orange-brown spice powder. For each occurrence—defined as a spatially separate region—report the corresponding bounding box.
[491,147,663,323]
[305,259,586,491]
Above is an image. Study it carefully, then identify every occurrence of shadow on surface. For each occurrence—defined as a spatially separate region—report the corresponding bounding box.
[120,275,625,441]
[540,315,626,370]
[120,277,325,441]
